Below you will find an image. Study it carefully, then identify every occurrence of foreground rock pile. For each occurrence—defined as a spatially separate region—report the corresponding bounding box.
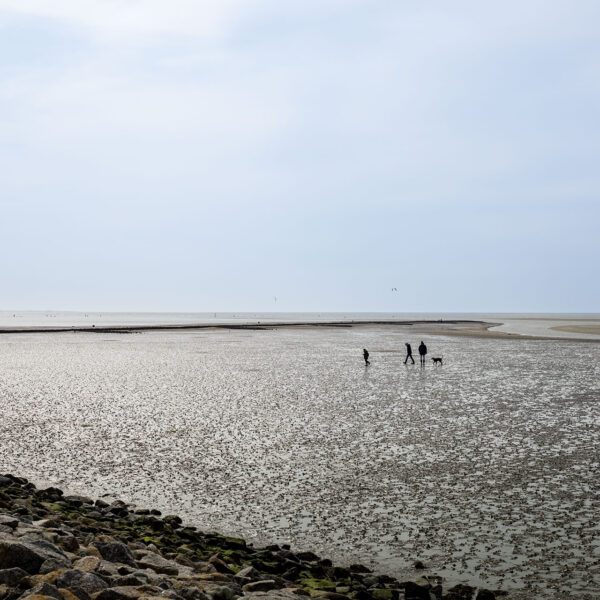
[0,475,503,600]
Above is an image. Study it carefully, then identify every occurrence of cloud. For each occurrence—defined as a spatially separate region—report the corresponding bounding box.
[0,0,254,40]
[0,1,598,310]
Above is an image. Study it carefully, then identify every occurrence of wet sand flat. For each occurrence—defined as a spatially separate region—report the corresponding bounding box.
[0,326,598,599]
[551,324,600,335]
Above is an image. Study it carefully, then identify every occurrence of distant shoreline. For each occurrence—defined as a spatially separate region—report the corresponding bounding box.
[0,319,484,334]
[0,319,598,342]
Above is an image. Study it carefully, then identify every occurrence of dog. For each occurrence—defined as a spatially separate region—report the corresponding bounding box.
[431,357,443,366]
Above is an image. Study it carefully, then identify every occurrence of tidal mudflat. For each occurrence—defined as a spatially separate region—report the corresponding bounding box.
[0,326,598,599]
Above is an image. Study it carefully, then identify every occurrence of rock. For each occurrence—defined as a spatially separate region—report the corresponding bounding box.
[40,560,69,576]
[196,574,230,583]
[412,561,426,570]
[295,552,319,562]
[135,553,179,576]
[55,570,108,594]
[443,585,476,600]
[18,583,62,600]
[0,584,22,600]
[32,522,61,531]
[475,592,495,600]
[57,589,89,600]
[94,587,142,600]
[71,558,100,573]
[370,590,398,600]
[56,537,78,554]
[233,566,260,581]
[311,593,351,600]
[403,582,430,600]
[0,569,28,586]
[0,541,68,575]
[204,587,236,600]
[242,581,278,593]
[349,565,372,574]
[92,544,136,568]
[37,489,64,501]
[207,558,232,575]
[0,517,19,530]
[110,576,145,588]
[430,584,442,600]
[178,587,208,600]
[63,497,92,508]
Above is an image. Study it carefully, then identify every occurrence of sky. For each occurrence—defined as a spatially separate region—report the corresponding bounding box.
[0,1,599,312]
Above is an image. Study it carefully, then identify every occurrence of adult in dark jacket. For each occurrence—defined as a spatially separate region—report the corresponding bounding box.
[418,341,427,365]
[404,343,415,364]
[363,348,370,366]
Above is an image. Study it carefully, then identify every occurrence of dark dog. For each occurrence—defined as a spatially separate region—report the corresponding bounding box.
[431,357,443,366]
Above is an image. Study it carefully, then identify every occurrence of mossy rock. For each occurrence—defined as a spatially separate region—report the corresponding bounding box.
[300,579,337,591]
[142,536,165,547]
[371,589,399,600]
[221,536,246,550]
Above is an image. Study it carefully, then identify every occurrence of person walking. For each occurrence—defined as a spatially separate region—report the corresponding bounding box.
[418,341,427,365]
[404,342,415,364]
[363,348,370,366]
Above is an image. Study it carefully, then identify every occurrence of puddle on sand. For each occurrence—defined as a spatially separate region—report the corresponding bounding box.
[0,327,599,600]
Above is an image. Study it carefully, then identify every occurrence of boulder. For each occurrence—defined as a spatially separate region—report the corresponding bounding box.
[18,583,62,600]
[0,516,19,530]
[233,566,260,581]
[204,587,236,600]
[0,568,28,586]
[207,558,232,576]
[94,587,142,600]
[71,558,100,573]
[0,541,68,574]
[443,585,476,600]
[55,570,108,595]
[135,553,179,576]
[349,565,372,574]
[242,581,278,593]
[92,544,136,568]
[403,581,430,600]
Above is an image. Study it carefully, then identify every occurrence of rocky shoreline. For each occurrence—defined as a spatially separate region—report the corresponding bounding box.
[0,475,504,600]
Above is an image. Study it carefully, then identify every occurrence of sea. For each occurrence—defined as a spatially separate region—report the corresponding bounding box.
[0,312,598,599]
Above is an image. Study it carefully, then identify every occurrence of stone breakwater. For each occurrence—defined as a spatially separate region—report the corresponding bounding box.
[0,475,505,600]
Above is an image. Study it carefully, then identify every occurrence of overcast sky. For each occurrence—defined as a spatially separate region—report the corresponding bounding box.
[1,1,598,312]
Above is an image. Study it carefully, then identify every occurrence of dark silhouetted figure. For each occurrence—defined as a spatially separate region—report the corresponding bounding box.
[363,348,370,366]
[404,343,414,364]
[418,341,427,365]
